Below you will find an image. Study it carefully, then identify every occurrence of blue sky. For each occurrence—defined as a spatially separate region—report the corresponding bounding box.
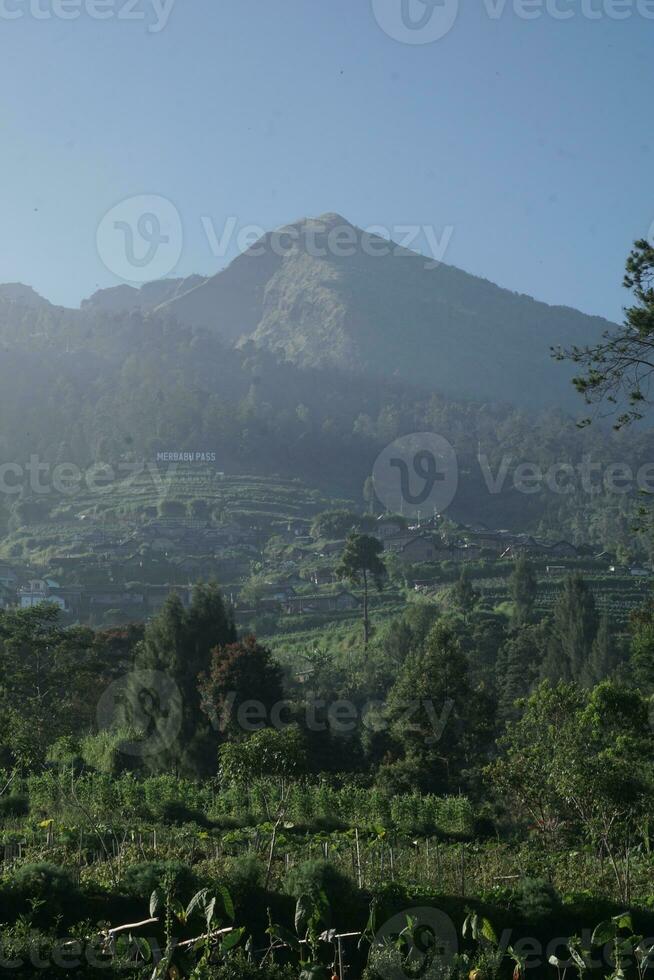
[0,0,651,320]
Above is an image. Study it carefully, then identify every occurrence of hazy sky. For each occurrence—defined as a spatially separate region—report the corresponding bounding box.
[0,0,651,321]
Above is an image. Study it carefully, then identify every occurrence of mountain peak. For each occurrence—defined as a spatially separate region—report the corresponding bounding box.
[152,213,614,410]
[0,283,52,309]
[276,212,354,236]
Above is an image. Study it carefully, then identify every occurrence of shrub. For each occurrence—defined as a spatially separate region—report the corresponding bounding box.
[80,729,142,776]
[284,859,353,906]
[120,861,198,900]
[514,877,560,920]
[157,799,211,827]
[10,862,80,921]
[0,794,29,818]
[12,863,76,899]
[223,855,264,903]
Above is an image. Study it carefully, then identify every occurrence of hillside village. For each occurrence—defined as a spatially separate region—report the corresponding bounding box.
[0,471,651,634]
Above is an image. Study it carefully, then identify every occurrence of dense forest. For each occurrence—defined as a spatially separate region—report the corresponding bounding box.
[0,294,652,554]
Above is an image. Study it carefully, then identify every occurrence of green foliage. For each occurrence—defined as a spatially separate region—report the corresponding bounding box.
[489,679,654,903]
[198,635,284,741]
[495,621,546,721]
[337,533,388,647]
[514,877,560,920]
[120,860,198,900]
[75,728,142,775]
[560,237,654,427]
[0,606,103,766]
[310,509,361,541]
[129,583,236,776]
[10,861,80,921]
[541,573,598,683]
[509,556,537,625]
[284,859,353,905]
[219,726,307,784]
[630,600,654,693]
[383,622,493,794]
[0,793,29,818]
[222,855,264,902]
[452,565,480,619]
[207,950,297,980]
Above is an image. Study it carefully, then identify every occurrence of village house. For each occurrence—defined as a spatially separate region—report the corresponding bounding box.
[396,535,439,563]
[86,586,146,611]
[375,516,407,540]
[382,532,419,554]
[172,556,219,579]
[284,591,359,615]
[310,567,338,586]
[274,519,309,542]
[18,580,84,615]
[449,543,483,562]
[259,582,297,603]
[19,579,66,610]
[466,530,516,554]
[546,540,579,558]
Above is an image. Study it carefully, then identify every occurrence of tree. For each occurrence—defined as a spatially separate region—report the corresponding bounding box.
[129,583,236,775]
[336,533,387,648]
[239,575,268,610]
[383,623,493,793]
[488,681,584,846]
[198,635,284,739]
[583,614,621,687]
[629,599,654,693]
[496,621,547,722]
[0,606,101,766]
[460,610,508,688]
[310,509,361,541]
[220,725,307,888]
[157,497,186,518]
[556,238,654,427]
[541,573,598,683]
[452,565,479,621]
[509,555,537,625]
[219,724,306,784]
[187,498,209,521]
[489,680,654,902]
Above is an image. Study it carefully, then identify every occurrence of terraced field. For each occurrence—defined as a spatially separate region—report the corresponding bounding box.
[0,466,354,565]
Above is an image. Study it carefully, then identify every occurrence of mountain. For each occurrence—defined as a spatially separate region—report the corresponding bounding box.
[155,212,614,410]
[0,283,52,309]
[81,275,207,314]
[0,244,649,543]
